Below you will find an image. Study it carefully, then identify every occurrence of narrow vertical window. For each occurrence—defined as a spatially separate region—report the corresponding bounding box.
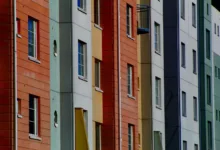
[181,0,185,19]
[218,68,220,79]
[78,41,87,79]
[94,0,100,25]
[154,131,163,150]
[28,18,38,58]
[78,0,86,11]
[96,123,101,150]
[219,111,220,122]
[208,121,212,149]
[83,110,88,135]
[214,23,216,34]
[207,3,209,15]
[128,124,134,150]
[29,95,39,136]
[193,97,198,121]
[183,141,187,150]
[127,64,133,96]
[216,110,218,121]
[206,29,210,59]
[181,43,186,68]
[95,59,101,88]
[192,3,196,27]
[207,75,211,105]
[126,4,133,37]
[155,77,161,108]
[215,66,218,78]
[218,26,219,36]
[193,50,197,74]
[17,98,21,116]
[16,18,20,35]
[154,22,160,53]
[194,144,198,150]
[182,91,187,117]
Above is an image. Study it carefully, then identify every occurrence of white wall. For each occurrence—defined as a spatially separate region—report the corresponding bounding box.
[212,7,220,55]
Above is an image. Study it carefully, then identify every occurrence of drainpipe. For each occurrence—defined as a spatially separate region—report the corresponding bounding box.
[13,0,18,149]
[117,0,122,149]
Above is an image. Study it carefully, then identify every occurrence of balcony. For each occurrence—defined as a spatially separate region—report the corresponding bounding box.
[137,4,150,34]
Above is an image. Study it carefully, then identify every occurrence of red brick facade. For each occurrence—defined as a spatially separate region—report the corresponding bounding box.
[101,0,138,149]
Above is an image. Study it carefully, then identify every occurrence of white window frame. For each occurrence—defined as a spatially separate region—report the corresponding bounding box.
[127,64,133,96]
[155,22,160,53]
[28,18,38,58]
[193,97,198,121]
[95,59,101,88]
[29,95,38,136]
[78,0,86,11]
[181,0,185,19]
[96,123,101,150]
[78,41,87,79]
[192,3,196,27]
[126,4,132,37]
[181,43,186,68]
[155,77,161,108]
[128,124,134,150]
[94,0,100,25]
[182,91,187,117]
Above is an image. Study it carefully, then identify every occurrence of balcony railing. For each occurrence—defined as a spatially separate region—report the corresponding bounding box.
[137,4,150,34]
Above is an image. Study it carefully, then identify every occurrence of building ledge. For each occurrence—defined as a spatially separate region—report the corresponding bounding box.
[29,134,42,141]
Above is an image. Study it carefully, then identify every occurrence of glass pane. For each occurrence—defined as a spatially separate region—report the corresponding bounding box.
[28,19,33,31]
[29,109,35,121]
[29,121,35,134]
[29,97,34,109]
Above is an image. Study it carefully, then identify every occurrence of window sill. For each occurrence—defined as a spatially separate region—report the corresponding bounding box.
[78,7,87,14]
[94,24,103,30]
[17,34,22,38]
[193,72,197,75]
[127,35,135,41]
[78,76,88,82]
[192,25,197,28]
[156,105,162,110]
[194,119,198,122]
[127,94,136,100]
[17,114,23,118]
[95,87,103,93]
[28,56,41,64]
[29,134,42,141]
[181,66,186,69]
[155,50,161,55]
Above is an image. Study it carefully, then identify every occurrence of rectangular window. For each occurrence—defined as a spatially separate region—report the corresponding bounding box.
[182,91,187,117]
[207,75,211,105]
[28,18,38,58]
[95,59,101,88]
[154,131,163,150]
[127,64,133,96]
[216,110,218,121]
[126,4,133,37]
[183,141,187,150]
[208,121,212,149]
[219,111,220,122]
[155,22,160,53]
[192,3,196,27]
[214,23,216,34]
[207,4,209,15]
[16,18,20,34]
[181,0,185,19]
[17,98,21,115]
[193,97,198,121]
[155,77,161,108]
[206,29,210,59]
[194,144,198,150]
[128,124,134,150]
[193,50,197,74]
[94,0,100,25]
[218,26,219,36]
[78,41,87,78]
[83,110,88,135]
[181,43,186,68]
[215,66,218,78]
[218,68,220,79]
[29,95,39,135]
[78,0,86,11]
[96,123,101,150]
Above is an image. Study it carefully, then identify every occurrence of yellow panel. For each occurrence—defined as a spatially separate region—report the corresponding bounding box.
[92,88,103,123]
[92,26,102,60]
[75,108,89,150]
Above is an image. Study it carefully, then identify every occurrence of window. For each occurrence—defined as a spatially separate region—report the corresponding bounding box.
[206,29,210,59]
[155,77,161,108]
[16,18,20,35]
[193,97,198,121]
[193,50,197,74]
[182,91,187,117]
[214,23,216,34]
[126,4,133,37]
[94,0,100,25]
[28,18,38,58]
[83,110,88,135]
[183,141,187,150]
[96,123,101,150]
[194,144,198,150]
[155,22,160,53]
[218,26,219,36]
[78,41,87,78]
[95,59,101,88]
[219,111,220,122]
[192,3,196,27]
[216,110,218,121]
[181,43,186,68]
[208,121,212,149]
[29,95,39,135]
[215,66,218,78]
[154,131,162,150]
[128,124,134,150]
[127,64,133,96]
[17,98,21,115]
[207,75,211,105]
[218,68,220,79]
[207,4,209,15]
[181,0,185,19]
[78,0,86,11]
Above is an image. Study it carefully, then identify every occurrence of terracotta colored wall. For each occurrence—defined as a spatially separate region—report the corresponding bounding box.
[102,0,138,149]
[16,0,50,149]
[0,0,14,150]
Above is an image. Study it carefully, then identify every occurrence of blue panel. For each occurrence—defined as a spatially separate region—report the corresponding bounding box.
[77,0,80,7]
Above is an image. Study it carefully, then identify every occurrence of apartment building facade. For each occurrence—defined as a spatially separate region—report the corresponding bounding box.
[164,0,199,150]
[137,0,165,149]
